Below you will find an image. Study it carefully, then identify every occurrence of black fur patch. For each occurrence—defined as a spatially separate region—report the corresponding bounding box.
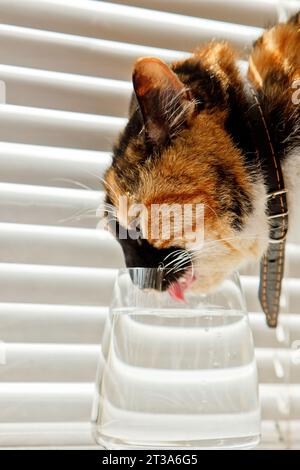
[172,61,226,111]
[105,196,191,286]
[288,11,300,25]
[212,163,253,231]
[225,83,259,178]
[256,69,300,161]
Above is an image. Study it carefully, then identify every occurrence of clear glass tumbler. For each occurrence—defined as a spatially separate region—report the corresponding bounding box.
[92,268,260,449]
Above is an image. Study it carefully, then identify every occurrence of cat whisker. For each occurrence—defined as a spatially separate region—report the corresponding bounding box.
[51,178,95,191]
[57,207,97,225]
[98,177,120,202]
[162,250,188,269]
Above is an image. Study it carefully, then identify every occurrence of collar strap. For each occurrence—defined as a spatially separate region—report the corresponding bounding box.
[243,79,288,328]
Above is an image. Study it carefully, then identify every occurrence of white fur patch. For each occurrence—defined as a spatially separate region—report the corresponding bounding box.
[241,179,269,262]
[282,147,300,243]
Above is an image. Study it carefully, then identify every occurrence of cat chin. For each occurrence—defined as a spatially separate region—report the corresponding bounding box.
[186,234,268,295]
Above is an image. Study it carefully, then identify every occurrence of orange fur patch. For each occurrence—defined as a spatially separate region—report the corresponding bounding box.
[248,22,300,87]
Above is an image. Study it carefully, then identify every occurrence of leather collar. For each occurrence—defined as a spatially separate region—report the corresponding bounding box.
[243,79,288,328]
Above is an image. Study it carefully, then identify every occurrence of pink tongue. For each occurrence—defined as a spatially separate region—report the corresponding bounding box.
[168,282,185,302]
[167,275,196,302]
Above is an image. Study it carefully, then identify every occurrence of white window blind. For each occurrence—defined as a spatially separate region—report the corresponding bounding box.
[0,0,299,449]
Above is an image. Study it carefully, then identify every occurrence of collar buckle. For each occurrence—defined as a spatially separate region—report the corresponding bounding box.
[266,189,288,199]
[266,189,288,244]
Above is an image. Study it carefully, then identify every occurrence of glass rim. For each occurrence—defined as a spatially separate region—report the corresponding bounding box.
[114,268,244,304]
[115,267,242,280]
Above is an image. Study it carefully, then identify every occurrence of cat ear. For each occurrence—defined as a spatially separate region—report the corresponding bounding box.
[132,57,195,145]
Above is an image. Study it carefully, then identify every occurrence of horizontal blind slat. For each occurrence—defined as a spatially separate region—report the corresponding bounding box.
[0,219,299,275]
[0,264,115,305]
[0,382,93,423]
[0,105,125,150]
[0,142,111,188]
[242,276,300,314]
[249,312,300,348]
[0,25,247,81]
[0,0,262,53]
[0,302,299,348]
[0,343,297,384]
[0,264,299,312]
[0,25,188,81]
[102,0,283,27]
[0,223,124,267]
[0,303,108,344]
[0,344,100,383]
[0,183,104,227]
[1,305,300,351]
[0,382,297,422]
[0,65,131,116]
[0,421,298,449]
[0,422,94,448]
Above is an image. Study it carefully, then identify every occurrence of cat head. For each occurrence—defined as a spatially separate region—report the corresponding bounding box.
[103,44,268,295]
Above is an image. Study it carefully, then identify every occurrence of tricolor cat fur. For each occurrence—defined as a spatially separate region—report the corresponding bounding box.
[103,12,300,299]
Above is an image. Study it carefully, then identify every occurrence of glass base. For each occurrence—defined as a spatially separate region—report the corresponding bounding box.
[94,433,261,450]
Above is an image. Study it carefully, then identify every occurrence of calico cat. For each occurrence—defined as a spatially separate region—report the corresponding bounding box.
[103,12,300,301]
